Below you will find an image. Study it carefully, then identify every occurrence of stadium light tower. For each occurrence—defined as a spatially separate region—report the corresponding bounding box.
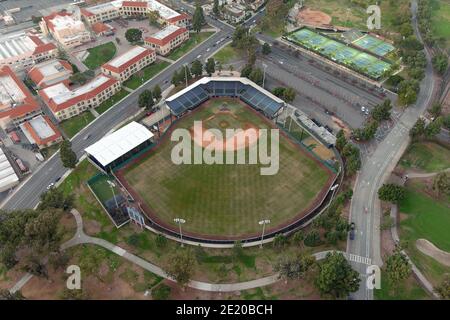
[174,218,186,247]
[258,219,271,248]
[107,180,119,209]
[330,183,339,202]
[262,63,268,89]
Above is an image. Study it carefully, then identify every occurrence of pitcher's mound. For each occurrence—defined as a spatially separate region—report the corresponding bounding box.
[297,7,332,27]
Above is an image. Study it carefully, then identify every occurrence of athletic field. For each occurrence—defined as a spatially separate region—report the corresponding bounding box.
[352,34,395,57]
[120,99,333,238]
[287,28,392,79]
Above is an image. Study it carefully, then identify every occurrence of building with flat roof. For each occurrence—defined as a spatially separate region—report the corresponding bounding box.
[0,66,42,129]
[0,147,19,193]
[85,121,154,172]
[101,46,156,82]
[40,11,91,49]
[81,0,191,28]
[223,4,247,24]
[144,25,189,56]
[0,31,58,72]
[19,115,63,149]
[28,59,74,89]
[39,74,120,121]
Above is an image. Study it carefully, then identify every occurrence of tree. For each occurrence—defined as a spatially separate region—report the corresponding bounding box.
[432,53,448,75]
[249,68,263,85]
[273,253,315,282]
[152,284,171,300]
[240,64,253,78]
[0,289,25,300]
[435,275,450,299]
[212,0,220,17]
[304,229,322,247]
[429,103,442,118]
[432,172,450,197]
[385,248,411,288]
[262,42,271,55]
[335,130,347,151]
[410,118,426,138]
[191,60,203,78]
[172,70,180,85]
[152,85,161,102]
[371,100,392,122]
[315,252,360,298]
[138,90,151,109]
[125,28,142,43]
[425,116,443,138]
[192,2,205,33]
[155,234,168,249]
[378,184,406,203]
[272,87,285,98]
[25,209,62,254]
[60,140,77,169]
[165,249,196,288]
[38,188,74,211]
[272,233,288,248]
[148,10,161,27]
[205,58,216,76]
[283,87,296,103]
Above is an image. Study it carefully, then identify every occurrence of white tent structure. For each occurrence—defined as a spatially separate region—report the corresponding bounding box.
[0,148,19,193]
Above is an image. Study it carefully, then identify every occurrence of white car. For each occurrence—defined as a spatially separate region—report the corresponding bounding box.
[196,54,202,59]
[206,48,211,52]
[47,182,55,190]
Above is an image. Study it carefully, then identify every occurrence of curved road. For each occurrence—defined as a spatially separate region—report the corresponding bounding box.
[347,0,437,300]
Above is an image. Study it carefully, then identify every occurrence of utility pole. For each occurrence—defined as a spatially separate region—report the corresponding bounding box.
[258,219,270,248]
[174,218,186,247]
[262,63,267,89]
[107,180,119,209]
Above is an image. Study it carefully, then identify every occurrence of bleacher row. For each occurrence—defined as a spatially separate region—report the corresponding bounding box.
[166,81,284,118]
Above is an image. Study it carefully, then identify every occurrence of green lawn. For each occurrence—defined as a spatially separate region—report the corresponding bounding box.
[123,61,170,90]
[60,111,96,138]
[83,42,117,70]
[375,272,430,300]
[167,32,214,60]
[121,98,332,237]
[431,0,450,51]
[399,141,450,173]
[95,89,130,114]
[398,180,450,285]
[213,44,242,65]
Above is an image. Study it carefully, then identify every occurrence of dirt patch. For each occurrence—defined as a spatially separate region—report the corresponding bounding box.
[416,239,450,267]
[297,7,332,27]
[302,136,335,161]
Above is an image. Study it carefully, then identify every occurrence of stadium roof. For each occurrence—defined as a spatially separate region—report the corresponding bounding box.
[85,121,154,167]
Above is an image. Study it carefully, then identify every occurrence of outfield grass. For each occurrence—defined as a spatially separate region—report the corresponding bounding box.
[89,174,121,204]
[60,111,96,138]
[83,42,116,70]
[167,32,214,61]
[399,141,450,173]
[213,44,242,65]
[122,98,332,237]
[95,89,129,114]
[123,61,170,90]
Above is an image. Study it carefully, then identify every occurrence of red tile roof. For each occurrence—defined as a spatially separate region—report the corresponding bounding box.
[167,13,190,23]
[22,115,62,146]
[145,26,188,47]
[80,8,94,17]
[40,75,118,112]
[42,11,73,33]
[102,46,155,74]
[28,60,73,88]
[0,66,40,120]
[122,1,148,8]
[28,36,57,55]
[92,22,110,34]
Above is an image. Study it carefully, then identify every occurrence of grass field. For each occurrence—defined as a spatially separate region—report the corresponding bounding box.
[213,44,242,65]
[89,174,121,204]
[431,0,450,51]
[121,98,332,237]
[83,42,117,70]
[95,89,129,114]
[167,32,214,61]
[123,61,170,90]
[399,141,450,173]
[60,111,96,138]
[375,272,430,300]
[286,28,392,79]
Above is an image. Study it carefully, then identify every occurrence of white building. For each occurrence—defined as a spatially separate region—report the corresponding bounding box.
[0,148,19,193]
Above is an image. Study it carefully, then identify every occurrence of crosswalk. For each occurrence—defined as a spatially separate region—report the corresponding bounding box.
[345,253,372,265]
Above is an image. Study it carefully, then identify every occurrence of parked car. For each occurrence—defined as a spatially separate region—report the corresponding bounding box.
[47,182,55,190]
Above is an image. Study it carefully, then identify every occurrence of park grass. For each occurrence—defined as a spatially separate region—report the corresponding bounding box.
[122,98,332,237]
[430,0,450,51]
[95,89,129,114]
[398,180,450,286]
[213,43,242,65]
[374,272,430,300]
[123,61,170,90]
[83,42,116,70]
[399,141,450,173]
[60,111,96,138]
[167,32,214,61]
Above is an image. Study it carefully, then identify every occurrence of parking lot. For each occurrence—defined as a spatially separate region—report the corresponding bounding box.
[0,0,73,24]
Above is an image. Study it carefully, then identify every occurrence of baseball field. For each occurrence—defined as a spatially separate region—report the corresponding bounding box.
[119,98,333,238]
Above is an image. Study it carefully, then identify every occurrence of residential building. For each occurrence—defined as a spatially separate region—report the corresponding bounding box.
[39,74,120,121]
[144,25,189,56]
[223,4,247,23]
[19,115,63,149]
[101,46,156,82]
[0,66,42,129]
[0,31,58,72]
[91,22,115,36]
[40,11,91,49]
[28,59,73,89]
[81,0,191,28]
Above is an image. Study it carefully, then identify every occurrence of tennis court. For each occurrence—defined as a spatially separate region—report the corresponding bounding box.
[352,34,395,57]
[287,28,393,79]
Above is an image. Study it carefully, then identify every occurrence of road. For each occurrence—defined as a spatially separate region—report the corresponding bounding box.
[1,17,234,211]
[347,0,436,300]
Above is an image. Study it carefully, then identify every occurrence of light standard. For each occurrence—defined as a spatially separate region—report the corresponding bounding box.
[258,219,270,248]
[330,183,339,202]
[262,63,267,89]
[107,180,119,209]
[174,218,186,247]
[183,63,188,88]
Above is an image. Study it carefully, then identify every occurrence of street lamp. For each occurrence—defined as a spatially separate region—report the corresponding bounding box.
[330,183,339,202]
[183,63,188,88]
[258,219,270,248]
[107,180,119,209]
[174,218,186,247]
[262,63,268,89]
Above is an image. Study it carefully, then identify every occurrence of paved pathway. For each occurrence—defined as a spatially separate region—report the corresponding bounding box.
[406,168,450,179]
